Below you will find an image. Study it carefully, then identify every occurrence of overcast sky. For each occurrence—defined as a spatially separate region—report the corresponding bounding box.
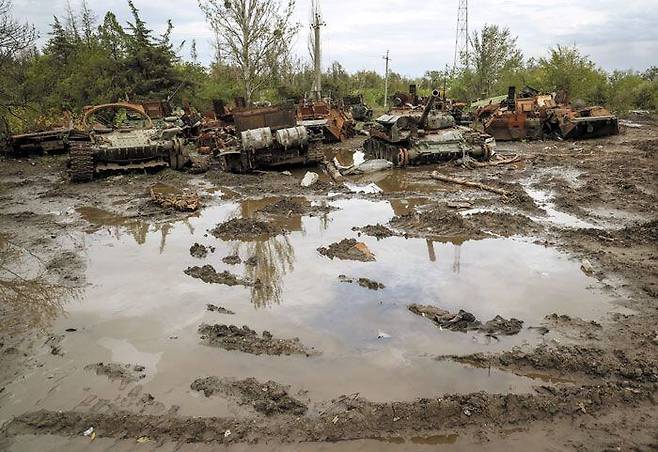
[13,0,658,76]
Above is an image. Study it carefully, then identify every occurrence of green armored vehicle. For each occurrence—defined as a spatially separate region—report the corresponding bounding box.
[69,103,189,182]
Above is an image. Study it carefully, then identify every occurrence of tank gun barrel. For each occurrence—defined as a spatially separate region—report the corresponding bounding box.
[419,89,440,129]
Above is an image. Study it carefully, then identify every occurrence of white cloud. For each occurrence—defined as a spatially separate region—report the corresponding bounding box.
[12,0,658,75]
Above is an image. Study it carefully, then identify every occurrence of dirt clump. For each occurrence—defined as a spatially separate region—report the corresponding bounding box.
[390,205,486,241]
[543,313,602,340]
[352,223,396,239]
[84,362,146,383]
[184,265,255,287]
[198,324,316,356]
[338,274,385,290]
[190,243,209,258]
[443,344,657,383]
[211,218,283,241]
[222,254,242,265]
[466,211,542,237]
[258,198,305,215]
[409,304,523,336]
[206,304,235,315]
[191,377,307,416]
[317,238,375,262]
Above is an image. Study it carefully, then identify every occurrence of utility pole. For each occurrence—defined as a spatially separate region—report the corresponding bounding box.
[383,50,390,109]
[453,0,469,72]
[311,0,325,101]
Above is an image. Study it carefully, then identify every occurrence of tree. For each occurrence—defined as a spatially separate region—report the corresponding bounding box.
[0,0,37,61]
[536,45,607,104]
[198,0,299,103]
[463,24,523,99]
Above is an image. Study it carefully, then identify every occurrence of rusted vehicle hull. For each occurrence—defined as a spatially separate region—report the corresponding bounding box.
[219,105,323,173]
[474,88,619,141]
[297,101,354,142]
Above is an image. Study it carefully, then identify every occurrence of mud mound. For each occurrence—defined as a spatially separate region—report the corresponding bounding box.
[84,362,146,383]
[409,304,523,336]
[259,198,305,215]
[338,275,385,290]
[222,254,242,265]
[391,206,485,241]
[443,344,657,383]
[198,324,316,356]
[612,219,658,245]
[628,138,658,155]
[317,239,375,262]
[191,377,307,416]
[352,224,396,239]
[211,218,283,241]
[207,304,235,315]
[190,243,209,258]
[466,211,541,237]
[184,265,255,287]
[543,313,602,339]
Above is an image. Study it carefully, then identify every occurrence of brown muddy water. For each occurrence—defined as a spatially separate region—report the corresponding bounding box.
[0,196,624,427]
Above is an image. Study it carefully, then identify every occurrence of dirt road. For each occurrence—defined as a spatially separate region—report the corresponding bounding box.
[0,123,656,451]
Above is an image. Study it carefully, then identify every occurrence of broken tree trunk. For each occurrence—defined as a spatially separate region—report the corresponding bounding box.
[430,171,510,196]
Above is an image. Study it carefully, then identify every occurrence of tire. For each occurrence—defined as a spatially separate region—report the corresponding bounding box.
[69,142,94,183]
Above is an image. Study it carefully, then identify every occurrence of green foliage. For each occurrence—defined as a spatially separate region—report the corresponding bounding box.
[2,0,656,135]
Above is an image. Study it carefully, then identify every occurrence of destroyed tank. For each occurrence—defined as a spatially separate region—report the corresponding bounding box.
[364,91,495,166]
[69,103,188,182]
[219,105,323,173]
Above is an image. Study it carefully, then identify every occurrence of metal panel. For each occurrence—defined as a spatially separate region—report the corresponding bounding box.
[233,106,296,133]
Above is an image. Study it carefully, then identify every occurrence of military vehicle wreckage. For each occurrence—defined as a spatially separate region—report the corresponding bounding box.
[68,103,189,182]
[473,87,620,141]
[364,90,496,166]
[218,104,323,173]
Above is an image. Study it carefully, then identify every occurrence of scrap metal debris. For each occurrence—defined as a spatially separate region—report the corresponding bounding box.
[150,188,200,211]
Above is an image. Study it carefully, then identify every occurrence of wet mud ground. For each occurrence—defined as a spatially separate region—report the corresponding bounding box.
[0,123,656,451]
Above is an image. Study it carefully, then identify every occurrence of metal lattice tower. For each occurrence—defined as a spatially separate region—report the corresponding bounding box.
[453,0,469,71]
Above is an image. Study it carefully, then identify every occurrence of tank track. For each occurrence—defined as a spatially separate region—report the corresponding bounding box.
[69,142,95,183]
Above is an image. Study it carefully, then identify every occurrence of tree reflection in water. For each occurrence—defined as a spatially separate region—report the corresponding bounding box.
[0,236,79,335]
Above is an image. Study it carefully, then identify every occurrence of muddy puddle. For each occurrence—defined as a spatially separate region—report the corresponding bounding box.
[0,196,624,426]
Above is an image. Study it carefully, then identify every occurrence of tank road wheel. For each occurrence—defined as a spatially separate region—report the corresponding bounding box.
[169,138,188,171]
[69,142,95,183]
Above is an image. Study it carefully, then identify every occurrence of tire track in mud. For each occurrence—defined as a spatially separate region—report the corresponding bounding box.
[2,383,654,444]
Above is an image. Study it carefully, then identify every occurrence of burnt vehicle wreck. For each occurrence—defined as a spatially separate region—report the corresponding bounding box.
[364,90,496,166]
[218,105,323,173]
[473,86,620,141]
[68,103,189,182]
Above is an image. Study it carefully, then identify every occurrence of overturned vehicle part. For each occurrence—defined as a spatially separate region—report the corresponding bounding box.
[69,103,189,183]
[219,105,323,173]
[364,91,496,166]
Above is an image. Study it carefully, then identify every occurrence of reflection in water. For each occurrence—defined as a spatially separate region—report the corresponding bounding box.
[77,207,194,252]
[0,239,77,334]
[241,235,295,308]
[452,244,461,274]
[426,240,437,262]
